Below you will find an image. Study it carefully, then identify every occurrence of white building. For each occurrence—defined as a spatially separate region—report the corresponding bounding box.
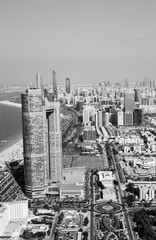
[0,200,28,236]
[98,171,114,188]
[0,204,9,235]
[117,111,124,126]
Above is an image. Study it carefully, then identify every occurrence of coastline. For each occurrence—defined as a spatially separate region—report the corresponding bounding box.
[0,100,23,168]
[0,138,23,168]
[0,100,21,108]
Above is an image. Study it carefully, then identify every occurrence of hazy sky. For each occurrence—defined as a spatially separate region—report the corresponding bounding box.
[0,0,156,86]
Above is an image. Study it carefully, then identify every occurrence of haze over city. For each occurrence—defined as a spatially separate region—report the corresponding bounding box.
[1,0,156,86]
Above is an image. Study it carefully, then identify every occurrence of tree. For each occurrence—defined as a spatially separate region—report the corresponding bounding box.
[127,194,135,207]
[44,203,49,210]
[84,217,89,226]
[113,180,119,186]
[97,180,104,189]
[126,183,135,194]
[83,231,88,237]
[33,207,38,215]
[100,191,103,199]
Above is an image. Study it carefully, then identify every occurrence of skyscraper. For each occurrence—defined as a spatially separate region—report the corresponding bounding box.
[124,92,135,111]
[133,109,143,126]
[100,82,107,97]
[124,112,133,126]
[45,100,62,183]
[53,70,57,100]
[22,76,62,198]
[124,92,134,126]
[65,78,70,94]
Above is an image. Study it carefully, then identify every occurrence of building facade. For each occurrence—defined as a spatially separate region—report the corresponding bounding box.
[65,78,70,94]
[124,92,135,112]
[124,111,133,126]
[53,70,58,100]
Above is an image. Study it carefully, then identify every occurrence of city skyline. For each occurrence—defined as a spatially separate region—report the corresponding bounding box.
[1,0,156,86]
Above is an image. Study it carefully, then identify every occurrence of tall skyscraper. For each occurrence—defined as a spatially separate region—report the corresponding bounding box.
[134,89,141,103]
[45,100,62,183]
[124,92,134,126]
[124,92,135,111]
[98,110,103,127]
[101,82,106,97]
[22,76,62,198]
[53,70,58,100]
[133,109,143,126]
[65,78,70,94]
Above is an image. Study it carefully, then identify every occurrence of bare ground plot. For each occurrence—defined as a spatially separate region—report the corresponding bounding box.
[62,155,103,169]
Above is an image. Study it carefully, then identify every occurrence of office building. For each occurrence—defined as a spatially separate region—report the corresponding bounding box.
[45,100,62,183]
[98,110,103,127]
[133,109,143,126]
[117,111,124,126]
[134,89,141,104]
[124,92,135,111]
[101,82,106,97]
[65,78,70,94]
[22,76,62,198]
[104,112,110,127]
[83,126,96,142]
[53,70,58,100]
[124,111,133,126]
[83,106,90,124]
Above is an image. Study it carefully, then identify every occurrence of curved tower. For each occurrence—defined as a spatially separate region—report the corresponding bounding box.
[21,87,47,198]
[22,76,62,199]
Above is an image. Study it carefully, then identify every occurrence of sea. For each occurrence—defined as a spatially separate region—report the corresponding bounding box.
[0,91,22,153]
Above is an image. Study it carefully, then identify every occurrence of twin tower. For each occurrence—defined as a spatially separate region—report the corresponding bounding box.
[21,74,62,198]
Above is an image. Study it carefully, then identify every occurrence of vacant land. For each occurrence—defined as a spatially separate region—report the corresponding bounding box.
[62,155,104,169]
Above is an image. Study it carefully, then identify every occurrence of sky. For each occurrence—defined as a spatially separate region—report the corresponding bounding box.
[0,0,156,87]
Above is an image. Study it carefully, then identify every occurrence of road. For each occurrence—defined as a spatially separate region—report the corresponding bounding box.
[90,171,95,240]
[109,146,135,240]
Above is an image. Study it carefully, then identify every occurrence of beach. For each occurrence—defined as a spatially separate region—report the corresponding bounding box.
[0,101,23,168]
[0,100,21,108]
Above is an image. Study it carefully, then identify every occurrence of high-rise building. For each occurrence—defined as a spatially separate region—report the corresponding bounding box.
[45,100,62,183]
[98,110,103,128]
[124,111,133,126]
[124,78,129,88]
[104,112,110,127]
[101,82,106,97]
[117,111,124,126]
[22,76,62,198]
[133,109,143,126]
[53,70,58,100]
[65,78,70,94]
[134,89,141,103]
[124,92,135,111]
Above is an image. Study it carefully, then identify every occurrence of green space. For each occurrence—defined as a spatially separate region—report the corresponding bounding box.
[94,202,122,214]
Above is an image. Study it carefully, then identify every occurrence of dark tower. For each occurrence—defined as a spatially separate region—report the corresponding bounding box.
[65,78,70,94]
[133,109,143,126]
[53,70,57,100]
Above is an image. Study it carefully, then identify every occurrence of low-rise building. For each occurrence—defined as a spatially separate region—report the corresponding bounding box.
[60,167,86,199]
[0,200,28,237]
